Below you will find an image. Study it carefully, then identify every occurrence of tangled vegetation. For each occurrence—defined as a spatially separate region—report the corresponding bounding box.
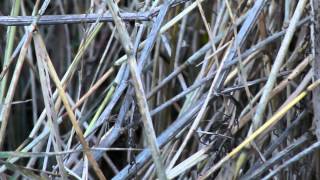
[0,0,320,179]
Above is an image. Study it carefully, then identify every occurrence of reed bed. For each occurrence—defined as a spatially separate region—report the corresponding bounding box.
[0,0,319,179]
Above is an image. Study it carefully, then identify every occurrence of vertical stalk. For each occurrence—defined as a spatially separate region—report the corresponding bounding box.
[0,0,21,102]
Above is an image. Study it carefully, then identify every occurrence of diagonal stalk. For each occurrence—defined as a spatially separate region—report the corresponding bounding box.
[106,0,168,179]
[33,32,106,180]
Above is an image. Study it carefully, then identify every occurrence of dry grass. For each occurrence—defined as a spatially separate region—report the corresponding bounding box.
[0,0,319,179]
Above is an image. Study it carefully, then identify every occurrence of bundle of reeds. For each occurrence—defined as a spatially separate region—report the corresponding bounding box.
[0,0,319,179]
